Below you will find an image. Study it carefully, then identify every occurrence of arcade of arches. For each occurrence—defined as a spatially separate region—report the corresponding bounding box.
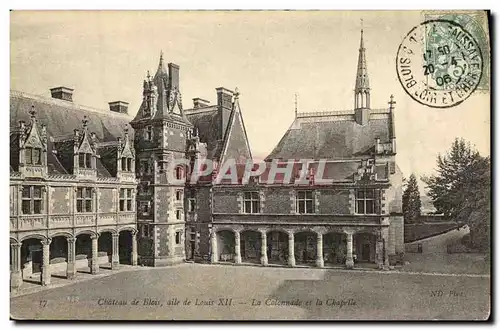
[10,229,137,290]
[210,227,388,269]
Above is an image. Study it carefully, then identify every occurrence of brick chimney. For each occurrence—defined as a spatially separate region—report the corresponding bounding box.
[168,63,180,91]
[108,101,129,114]
[193,98,210,109]
[216,87,234,139]
[50,86,74,102]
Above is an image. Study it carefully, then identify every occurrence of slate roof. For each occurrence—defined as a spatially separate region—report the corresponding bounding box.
[266,114,391,160]
[10,91,134,142]
[185,106,225,160]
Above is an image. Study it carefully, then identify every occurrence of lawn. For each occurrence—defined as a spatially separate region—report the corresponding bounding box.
[10,264,490,321]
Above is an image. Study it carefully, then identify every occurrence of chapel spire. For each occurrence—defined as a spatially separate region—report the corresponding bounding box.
[354,27,370,110]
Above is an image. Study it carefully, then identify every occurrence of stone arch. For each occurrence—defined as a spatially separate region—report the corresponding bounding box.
[20,233,49,243]
[49,235,69,266]
[240,229,261,264]
[49,231,74,239]
[323,232,346,265]
[266,230,289,265]
[216,230,235,262]
[353,231,377,263]
[294,231,317,265]
[264,228,289,236]
[75,229,98,238]
[75,231,94,263]
[118,226,137,234]
[98,228,117,235]
[215,227,238,234]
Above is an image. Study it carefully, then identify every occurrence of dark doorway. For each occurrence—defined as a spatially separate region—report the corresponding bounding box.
[31,250,42,273]
[362,243,370,261]
[119,231,132,265]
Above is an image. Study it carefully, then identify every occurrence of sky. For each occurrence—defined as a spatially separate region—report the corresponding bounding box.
[10,10,490,181]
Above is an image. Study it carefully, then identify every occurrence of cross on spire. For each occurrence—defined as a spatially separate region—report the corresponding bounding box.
[388,94,396,109]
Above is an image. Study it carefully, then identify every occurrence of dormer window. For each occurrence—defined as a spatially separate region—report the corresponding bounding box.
[25,147,42,165]
[121,157,133,172]
[79,153,93,169]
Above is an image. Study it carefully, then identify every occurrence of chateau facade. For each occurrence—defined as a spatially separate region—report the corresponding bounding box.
[10,29,404,291]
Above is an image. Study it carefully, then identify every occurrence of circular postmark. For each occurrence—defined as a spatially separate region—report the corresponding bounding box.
[396,19,483,108]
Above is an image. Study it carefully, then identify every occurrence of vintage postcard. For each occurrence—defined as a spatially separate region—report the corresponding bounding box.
[9,10,491,320]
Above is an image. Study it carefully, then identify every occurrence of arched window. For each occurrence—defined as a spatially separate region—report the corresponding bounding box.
[175,166,184,180]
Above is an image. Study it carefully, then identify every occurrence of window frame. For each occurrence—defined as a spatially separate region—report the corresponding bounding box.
[78,153,93,169]
[21,185,43,215]
[145,126,153,141]
[138,200,151,216]
[119,188,133,212]
[355,189,376,215]
[243,191,261,214]
[76,187,93,213]
[24,147,42,165]
[175,231,182,245]
[296,190,315,214]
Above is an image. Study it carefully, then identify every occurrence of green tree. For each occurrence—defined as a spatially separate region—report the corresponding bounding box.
[423,138,490,251]
[402,173,422,223]
[422,138,481,218]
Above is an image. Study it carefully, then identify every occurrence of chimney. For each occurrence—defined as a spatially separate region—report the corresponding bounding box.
[216,87,234,139]
[216,87,234,110]
[193,98,210,109]
[108,101,129,114]
[168,63,180,91]
[50,86,74,102]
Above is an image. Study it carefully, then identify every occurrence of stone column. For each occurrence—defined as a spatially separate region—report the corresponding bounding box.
[345,232,354,269]
[66,238,76,279]
[41,239,51,286]
[234,231,242,264]
[260,231,268,266]
[316,232,324,268]
[111,233,119,269]
[376,239,384,269]
[10,242,22,291]
[131,232,138,266]
[288,232,295,267]
[91,235,99,274]
[210,230,218,263]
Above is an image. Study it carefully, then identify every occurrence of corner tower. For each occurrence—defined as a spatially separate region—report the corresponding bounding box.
[130,52,193,267]
[354,29,371,125]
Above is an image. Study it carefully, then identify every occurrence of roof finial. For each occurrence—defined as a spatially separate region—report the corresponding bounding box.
[388,94,396,110]
[82,115,88,128]
[29,104,36,119]
[146,70,151,80]
[234,87,240,99]
[124,124,129,136]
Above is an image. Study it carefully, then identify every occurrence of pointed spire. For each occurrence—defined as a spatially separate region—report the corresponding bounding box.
[154,50,168,80]
[355,27,370,92]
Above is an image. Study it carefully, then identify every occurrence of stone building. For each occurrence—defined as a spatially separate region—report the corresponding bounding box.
[196,30,405,268]
[10,88,138,291]
[10,28,404,291]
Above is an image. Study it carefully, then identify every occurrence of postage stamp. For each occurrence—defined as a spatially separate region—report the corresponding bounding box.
[396,19,483,108]
[423,11,490,92]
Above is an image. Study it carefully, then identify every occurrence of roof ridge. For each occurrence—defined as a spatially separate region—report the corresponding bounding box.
[10,90,133,120]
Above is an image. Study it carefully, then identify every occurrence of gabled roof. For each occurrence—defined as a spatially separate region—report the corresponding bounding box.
[266,111,391,160]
